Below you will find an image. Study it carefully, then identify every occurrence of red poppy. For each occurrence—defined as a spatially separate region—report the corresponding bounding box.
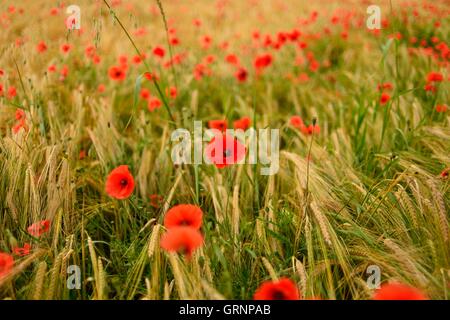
[149,194,164,208]
[118,55,128,66]
[225,54,239,65]
[208,120,227,132]
[233,117,251,131]
[380,92,390,105]
[377,82,394,91]
[301,123,320,135]
[290,116,304,129]
[144,72,158,81]
[201,35,212,49]
[205,134,246,168]
[167,86,177,99]
[254,278,300,300]
[97,84,105,93]
[235,68,248,82]
[436,104,447,112]
[148,97,162,111]
[12,120,27,134]
[424,83,436,92]
[79,150,86,160]
[85,45,96,58]
[160,226,203,258]
[36,41,47,53]
[13,243,31,257]
[427,71,443,82]
[15,109,25,121]
[28,220,51,237]
[140,88,151,100]
[164,204,203,230]
[105,165,135,199]
[254,53,273,69]
[61,43,71,54]
[108,66,126,81]
[373,283,427,300]
[153,46,165,58]
[0,253,14,278]
[7,87,17,99]
[48,64,56,73]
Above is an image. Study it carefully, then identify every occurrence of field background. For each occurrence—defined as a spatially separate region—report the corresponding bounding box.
[0,0,449,299]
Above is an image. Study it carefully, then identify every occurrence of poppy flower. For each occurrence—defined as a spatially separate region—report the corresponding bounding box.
[380,92,390,105]
[108,66,126,81]
[144,71,159,81]
[148,97,162,111]
[427,72,443,82]
[15,109,25,121]
[149,194,164,208]
[97,84,105,93]
[440,168,449,179]
[225,54,239,65]
[290,116,304,129]
[424,83,436,92]
[164,204,203,230]
[153,46,165,58]
[140,88,151,100]
[48,64,56,73]
[12,120,27,134]
[208,119,227,132]
[201,35,212,49]
[167,86,177,99]
[254,278,300,300]
[28,220,51,237]
[373,283,428,300]
[160,226,203,258]
[0,253,14,278]
[61,43,71,54]
[205,134,246,168]
[7,87,17,99]
[79,150,87,160]
[36,41,47,53]
[436,104,447,112]
[301,123,320,135]
[85,45,96,58]
[233,117,251,131]
[235,68,248,82]
[170,37,180,46]
[13,243,31,257]
[254,53,273,69]
[377,82,394,91]
[105,165,135,199]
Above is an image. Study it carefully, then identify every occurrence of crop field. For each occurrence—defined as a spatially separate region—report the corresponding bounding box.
[0,0,449,300]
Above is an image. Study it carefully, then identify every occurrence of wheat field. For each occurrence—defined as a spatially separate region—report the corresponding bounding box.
[0,0,449,300]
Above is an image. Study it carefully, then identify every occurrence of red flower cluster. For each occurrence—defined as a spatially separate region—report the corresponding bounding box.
[28,220,51,237]
[208,117,251,132]
[290,116,320,135]
[424,71,444,93]
[12,108,28,134]
[160,204,204,258]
